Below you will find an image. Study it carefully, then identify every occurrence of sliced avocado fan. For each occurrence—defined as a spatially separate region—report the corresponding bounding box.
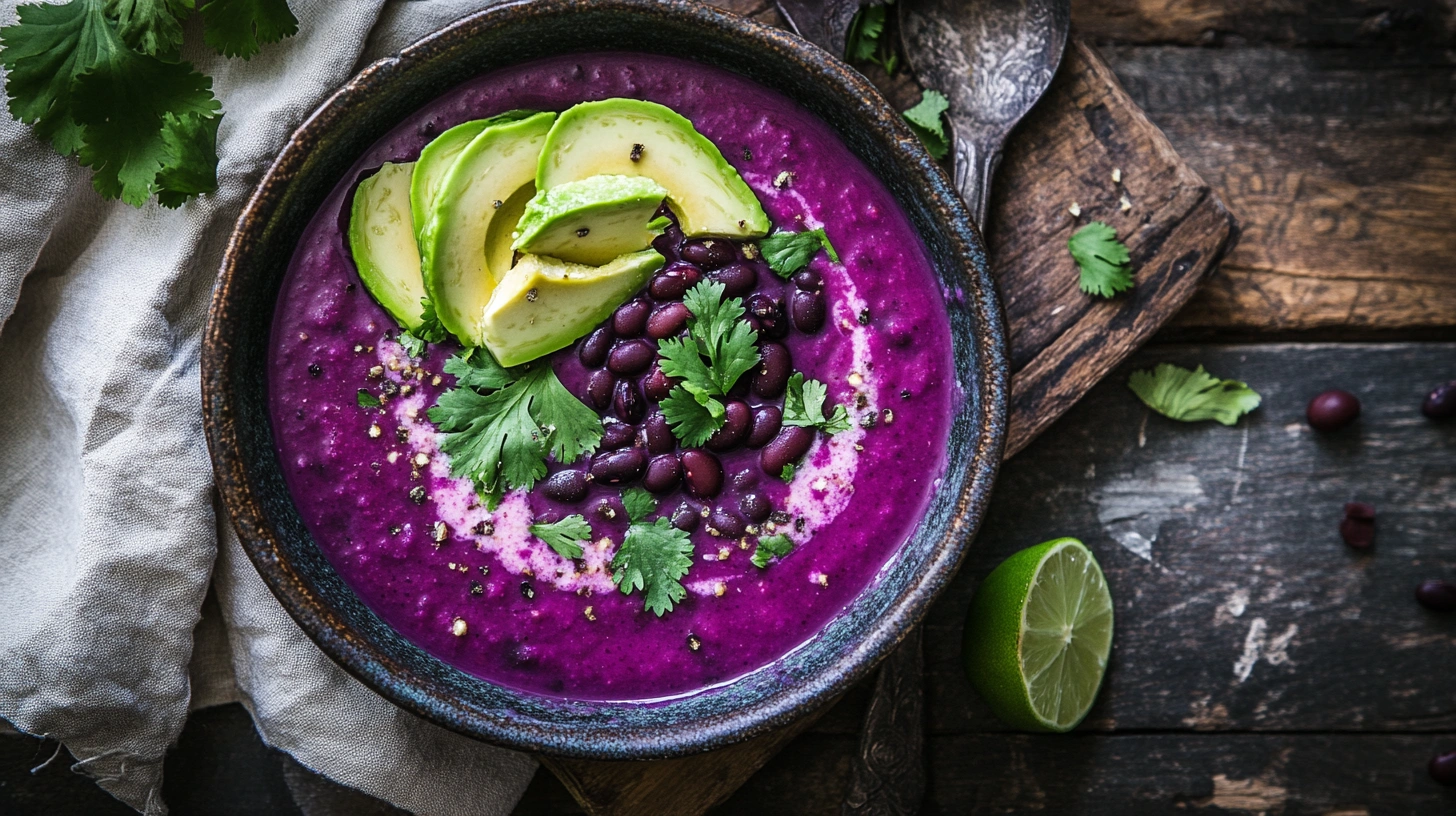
[481,249,666,367]
[409,110,539,248]
[536,99,769,239]
[348,161,426,330]
[513,174,669,266]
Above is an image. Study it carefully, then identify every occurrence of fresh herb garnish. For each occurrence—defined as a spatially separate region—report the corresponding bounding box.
[399,298,450,357]
[780,463,796,483]
[621,487,658,524]
[0,0,297,207]
[759,229,840,278]
[356,388,381,408]
[656,281,760,444]
[782,373,852,434]
[1128,363,1261,426]
[529,514,592,559]
[1069,221,1134,298]
[845,0,898,74]
[428,351,602,496]
[611,518,695,616]
[902,89,949,160]
[751,534,794,568]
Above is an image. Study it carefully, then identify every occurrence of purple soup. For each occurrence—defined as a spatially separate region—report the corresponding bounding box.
[268,53,955,701]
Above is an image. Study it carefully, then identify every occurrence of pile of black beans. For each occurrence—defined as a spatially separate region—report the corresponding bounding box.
[542,209,832,535]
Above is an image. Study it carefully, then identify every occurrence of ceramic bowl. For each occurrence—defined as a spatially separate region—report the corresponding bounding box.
[203,0,1007,759]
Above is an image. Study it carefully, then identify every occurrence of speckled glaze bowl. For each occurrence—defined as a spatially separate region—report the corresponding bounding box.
[203,0,1006,759]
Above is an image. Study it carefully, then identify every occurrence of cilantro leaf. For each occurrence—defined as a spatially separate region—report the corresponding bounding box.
[660,383,726,447]
[107,0,193,58]
[845,1,898,73]
[903,89,949,160]
[1128,363,1261,426]
[399,299,450,356]
[356,388,380,408]
[751,534,794,568]
[529,366,605,466]
[444,347,516,392]
[153,111,219,207]
[1,0,108,155]
[200,0,297,60]
[759,229,839,278]
[782,373,851,434]
[780,463,795,483]
[1069,221,1134,298]
[656,335,715,394]
[622,487,657,524]
[611,518,695,616]
[530,514,591,559]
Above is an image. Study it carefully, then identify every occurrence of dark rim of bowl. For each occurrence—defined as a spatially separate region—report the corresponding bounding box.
[203,0,1007,760]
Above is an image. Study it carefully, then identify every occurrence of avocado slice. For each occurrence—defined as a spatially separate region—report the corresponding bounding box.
[536,99,769,239]
[481,249,665,367]
[409,110,538,247]
[512,174,669,266]
[420,111,557,346]
[348,161,425,329]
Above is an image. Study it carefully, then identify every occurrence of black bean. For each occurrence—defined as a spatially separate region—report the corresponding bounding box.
[671,502,701,532]
[747,405,782,449]
[710,262,757,297]
[1416,579,1456,612]
[707,400,751,451]
[578,325,613,368]
[644,412,675,454]
[649,261,702,300]
[792,268,822,291]
[587,370,615,410]
[1432,752,1456,785]
[643,454,683,493]
[746,293,787,340]
[680,449,723,498]
[739,492,771,522]
[542,470,589,503]
[682,239,735,270]
[760,426,814,476]
[731,468,759,491]
[652,223,684,258]
[1339,501,1375,550]
[709,506,747,538]
[1306,389,1360,431]
[608,339,655,376]
[791,289,826,333]
[643,365,675,402]
[752,342,792,398]
[613,298,651,337]
[1423,382,1456,420]
[613,378,644,423]
[647,302,691,339]
[590,447,646,485]
[599,421,637,451]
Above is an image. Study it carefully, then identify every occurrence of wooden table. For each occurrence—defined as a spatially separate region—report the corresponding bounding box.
[3,0,1454,813]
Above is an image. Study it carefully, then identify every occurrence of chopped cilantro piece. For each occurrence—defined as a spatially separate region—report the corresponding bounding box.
[199,0,297,59]
[903,89,949,160]
[780,463,796,483]
[109,0,192,58]
[356,388,380,408]
[759,229,839,278]
[530,514,591,559]
[655,281,760,443]
[660,383,726,447]
[1069,221,1134,298]
[611,518,695,616]
[1128,363,1261,426]
[751,534,794,568]
[622,487,658,524]
[398,300,449,356]
[782,373,851,434]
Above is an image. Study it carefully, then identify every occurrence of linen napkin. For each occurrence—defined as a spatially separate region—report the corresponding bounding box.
[0,1,537,813]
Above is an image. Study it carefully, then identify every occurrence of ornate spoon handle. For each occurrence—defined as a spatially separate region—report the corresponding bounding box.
[843,627,924,815]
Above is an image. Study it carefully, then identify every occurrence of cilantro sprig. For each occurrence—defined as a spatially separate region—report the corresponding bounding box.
[0,0,298,207]
[399,298,450,357]
[845,0,898,74]
[1069,222,1135,298]
[611,518,694,616]
[530,514,592,559]
[903,89,950,160]
[428,349,602,498]
[782,373,851,434]
[760,228,839,278]
[751,534,794,569]
[1128,363,1261,426]
[656,281,760,445]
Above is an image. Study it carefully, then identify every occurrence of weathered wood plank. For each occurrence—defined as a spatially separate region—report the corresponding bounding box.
[1074,0,1456,48]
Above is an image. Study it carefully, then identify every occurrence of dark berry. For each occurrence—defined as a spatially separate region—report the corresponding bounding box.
[1307,389,1360,432]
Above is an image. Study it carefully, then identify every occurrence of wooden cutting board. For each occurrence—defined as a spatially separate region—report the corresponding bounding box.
[540,8,1238,813]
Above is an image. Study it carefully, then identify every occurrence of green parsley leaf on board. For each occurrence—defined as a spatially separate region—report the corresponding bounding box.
[780,463,796,483]
[751,534,794,569]
[529,514,592,559]
[759,228,840,278]
[611,518,695,616]
[621,487,658,525]
[902,89,949,160]
[659,383,726,447]
[1127,363,1261,426]
[782,373,852,434]
[109,0,193,58]
[356,388,380,408]
[200,0,298,59]
[1068,221,1134,298]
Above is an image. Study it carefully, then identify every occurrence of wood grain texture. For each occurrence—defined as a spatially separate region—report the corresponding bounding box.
[1073,0,1456,47]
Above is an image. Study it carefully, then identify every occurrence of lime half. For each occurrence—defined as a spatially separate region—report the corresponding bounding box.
[962,538,1114,732]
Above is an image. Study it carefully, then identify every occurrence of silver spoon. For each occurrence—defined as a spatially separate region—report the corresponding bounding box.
[900,0,1071,230]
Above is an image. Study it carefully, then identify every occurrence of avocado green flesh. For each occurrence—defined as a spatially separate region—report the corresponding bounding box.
[348,161,425,330]
[513,174,669,266]
[420,111,557,346]
[536,99,769,239]
[481,249,666,367]
[409,120,488,246]
[486,182,537,280]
